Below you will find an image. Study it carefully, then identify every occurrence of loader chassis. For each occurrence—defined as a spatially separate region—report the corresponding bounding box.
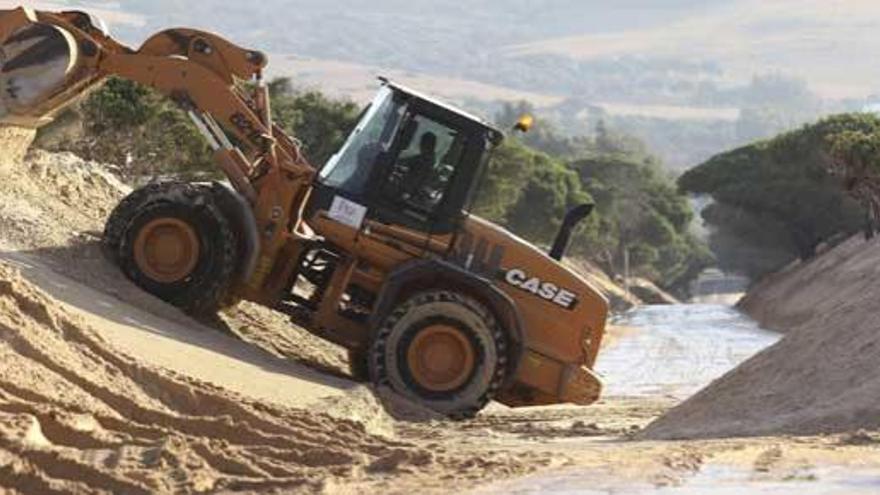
[0,6,609,417]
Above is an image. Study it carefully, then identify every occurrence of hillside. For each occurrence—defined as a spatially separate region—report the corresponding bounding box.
[515,0,880,100]
[737,236,880,334]
[643,235,880,439]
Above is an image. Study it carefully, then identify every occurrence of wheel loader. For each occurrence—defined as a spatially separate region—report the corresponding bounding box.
[0,7,609,417]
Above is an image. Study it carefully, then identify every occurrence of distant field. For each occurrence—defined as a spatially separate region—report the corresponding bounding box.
[597,102,739,122]
[7,1,760,127]
[267,56,565,107]
[509,0,880,100]
[270,56,742,123]
[14,0,880,103]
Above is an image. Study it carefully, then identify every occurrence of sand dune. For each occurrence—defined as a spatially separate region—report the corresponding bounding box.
[643,236,880,439]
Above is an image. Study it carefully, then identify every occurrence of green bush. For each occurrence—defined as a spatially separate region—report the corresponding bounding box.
[679,113,871,279]
[476,116,710,294]
[36,78,213,178]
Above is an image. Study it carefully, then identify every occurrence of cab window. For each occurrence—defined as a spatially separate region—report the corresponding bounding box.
[380,114,468,219]
[319,87,406,197]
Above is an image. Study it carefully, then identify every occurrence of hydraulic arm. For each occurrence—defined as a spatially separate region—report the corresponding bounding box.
[0,6,316,295]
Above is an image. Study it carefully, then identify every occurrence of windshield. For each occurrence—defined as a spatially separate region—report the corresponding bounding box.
[319,87,406,196]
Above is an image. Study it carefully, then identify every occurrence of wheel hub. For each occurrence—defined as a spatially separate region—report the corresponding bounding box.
[407,324,475,392]
[133,217,200,283]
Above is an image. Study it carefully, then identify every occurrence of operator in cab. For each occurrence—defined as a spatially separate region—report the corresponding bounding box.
[397,131,438,202]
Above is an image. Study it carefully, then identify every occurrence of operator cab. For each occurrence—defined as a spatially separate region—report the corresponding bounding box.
[312,79,503,234]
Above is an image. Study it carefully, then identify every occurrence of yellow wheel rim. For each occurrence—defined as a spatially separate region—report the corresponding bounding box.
[133,217,200,284]
[407,324,476,392]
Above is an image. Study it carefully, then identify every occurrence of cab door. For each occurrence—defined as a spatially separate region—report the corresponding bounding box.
[357,101,485,263]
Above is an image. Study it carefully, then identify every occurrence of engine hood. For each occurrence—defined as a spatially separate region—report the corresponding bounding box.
[451,215,609,368]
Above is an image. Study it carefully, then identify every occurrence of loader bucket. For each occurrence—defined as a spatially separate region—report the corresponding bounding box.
[0,20,79,127]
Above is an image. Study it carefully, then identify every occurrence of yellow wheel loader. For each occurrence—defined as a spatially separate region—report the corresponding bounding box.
[0,7,609,417]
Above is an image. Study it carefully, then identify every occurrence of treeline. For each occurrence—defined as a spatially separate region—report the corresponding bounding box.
[481,104,709,294]
[36,78,213,177]
[467,74,842,172]
[36,78,708,294]
[680,113,878,280]
[35,78,361,179]
[111,2,863,172]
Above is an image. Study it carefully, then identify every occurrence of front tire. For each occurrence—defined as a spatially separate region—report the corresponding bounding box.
[103,181,179,261]
[109,182,238,316]
[368,290,508,419]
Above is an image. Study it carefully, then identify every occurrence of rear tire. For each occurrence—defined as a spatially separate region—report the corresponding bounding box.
[368,290,508,419]
[109,182,238,316]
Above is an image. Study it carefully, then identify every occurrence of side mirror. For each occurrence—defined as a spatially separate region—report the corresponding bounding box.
[513,114,534,133]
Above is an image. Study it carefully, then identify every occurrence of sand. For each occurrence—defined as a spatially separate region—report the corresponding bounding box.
[642,235,880,440]
[626,277,680,305]
[0,143,350,382]
[0,148,128,251]
[0,259,560,493]
[563,258,642,312]
[0,126,35,174]
[3,134,880,491]
[0,136,553,493]
[0,261,379,493]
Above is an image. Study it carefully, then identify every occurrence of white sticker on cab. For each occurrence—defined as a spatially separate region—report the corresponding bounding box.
[328,196,367,229]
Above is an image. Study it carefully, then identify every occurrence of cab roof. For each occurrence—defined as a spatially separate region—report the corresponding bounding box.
[379,77,505,145]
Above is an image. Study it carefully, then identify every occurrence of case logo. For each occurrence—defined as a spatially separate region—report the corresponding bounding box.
[504,268,578,309]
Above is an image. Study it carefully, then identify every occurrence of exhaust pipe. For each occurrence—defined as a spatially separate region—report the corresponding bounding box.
[549,203,594,261]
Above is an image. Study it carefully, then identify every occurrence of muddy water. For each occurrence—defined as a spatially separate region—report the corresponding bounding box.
[476,303,824,494]
[485,465,880,494]
[597,303,780,398]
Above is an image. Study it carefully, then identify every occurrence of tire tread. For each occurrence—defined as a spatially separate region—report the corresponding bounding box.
[369,290,509,419]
